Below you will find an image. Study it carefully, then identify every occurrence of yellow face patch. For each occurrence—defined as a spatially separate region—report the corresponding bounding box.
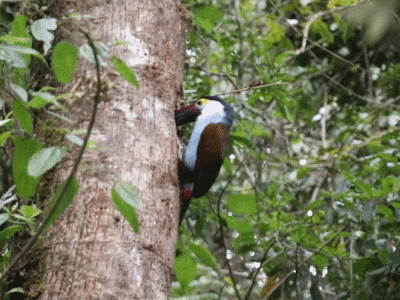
[199,98,210,106]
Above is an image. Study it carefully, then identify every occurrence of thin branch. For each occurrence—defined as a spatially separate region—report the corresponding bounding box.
[295,244,299,300]
[0,31,102,281]
[321,90,328,150]
[215,81,287,97]
[234,1,245,85]
[217,283,226,300]
[321,73,373,103]
[233,146,258,191]
[188,81,288,103]
[350,228,354,300]
[362,45,373,99]
[261,226,346,299]
[294,11,326,55]
[268,0,400,83]
[191,66,238,90]
[216,159,248,300]
[244,241,276,300]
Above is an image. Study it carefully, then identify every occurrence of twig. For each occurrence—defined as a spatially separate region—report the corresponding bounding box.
[295,244,299,300]
[261,226,346,299]
[362,45,373,99]
[321,90,328,150]
[233,146,257,191]
[186,81,287,103]
[268,0,400,83]
[321,73,373,103]
[350,228,354,300]
[216,159,248,300]
[244,241,276,300]
[294,11,326,55]
[215,81,287,97]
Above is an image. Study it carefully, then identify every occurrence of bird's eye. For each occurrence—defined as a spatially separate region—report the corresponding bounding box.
[196,100,202,105]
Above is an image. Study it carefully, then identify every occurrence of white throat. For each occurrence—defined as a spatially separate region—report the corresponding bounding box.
[184,101,226,171]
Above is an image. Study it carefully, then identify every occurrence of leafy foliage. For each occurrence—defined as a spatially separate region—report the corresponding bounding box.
[0,2,139,297]
[52,42,78,83]
[174,0,400,299]
[112,183,141,234]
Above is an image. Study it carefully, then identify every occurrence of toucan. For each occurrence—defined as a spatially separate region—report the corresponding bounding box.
[175,96,234,225]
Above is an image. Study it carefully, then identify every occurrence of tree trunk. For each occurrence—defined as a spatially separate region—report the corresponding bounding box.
[26,0,191,299]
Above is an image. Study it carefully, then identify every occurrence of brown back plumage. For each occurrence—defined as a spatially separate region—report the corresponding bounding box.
[192,123,230,198]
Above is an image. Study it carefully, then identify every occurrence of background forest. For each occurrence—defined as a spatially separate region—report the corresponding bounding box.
[174,0,400,299]
[0,0,400,299]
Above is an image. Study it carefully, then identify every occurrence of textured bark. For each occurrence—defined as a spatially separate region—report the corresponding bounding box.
[26,0,191,299]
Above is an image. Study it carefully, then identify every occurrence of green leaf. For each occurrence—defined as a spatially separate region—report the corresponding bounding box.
[230,134,252,148]
[0,119,13,127]
[29,96,48,108]
[225,215,253,233]
[194,17,214,33]
[65,134,84,146]
[251,124,264,137]
[11,15,29,38]
[312,254,329,271]
[10,83,28,102]
[111,187,140,233]
[0,131,11,147]
[0,44,44,59]
[31,18,57,55]
[10,15,32,67]
[12,137,42,199]
[0,214,9,227]
[226,194,258,215]
[311,18,334,44]
[12,100,32,135]
[29,92,56,109]
[353,258,382,275]
[115,182,141,208]
[328,0,358,8]
[190,244,219,273]
[224,276,234,286]
[79,44,107,67]
[306,199,325,211]
[275,52,292,67]
[382,176,395,195]
[193,4,224,33]
[28,147,66,177]
[341,170,355,182]
[268,182,278,198]
[43,178,79,230]
[111,56,139,88]
[267,19,285,44]
[297,167,311,179]
[52,42,78,83]
[20,205,41,219]
[378,205,394,222]
[392,202,400,210]
[0,36,31,43]
[0,50,26,68]
[4,287,24,298]
[248,92,262,106]
[0,225,22,249]
[174,252,197,288]
[45,110,74,123]
[355,179,376,198]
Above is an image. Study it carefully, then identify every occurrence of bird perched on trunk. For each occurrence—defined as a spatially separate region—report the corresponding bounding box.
[175,96,234,225]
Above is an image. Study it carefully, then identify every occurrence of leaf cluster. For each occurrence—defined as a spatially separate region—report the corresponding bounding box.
[0,5,140,297]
